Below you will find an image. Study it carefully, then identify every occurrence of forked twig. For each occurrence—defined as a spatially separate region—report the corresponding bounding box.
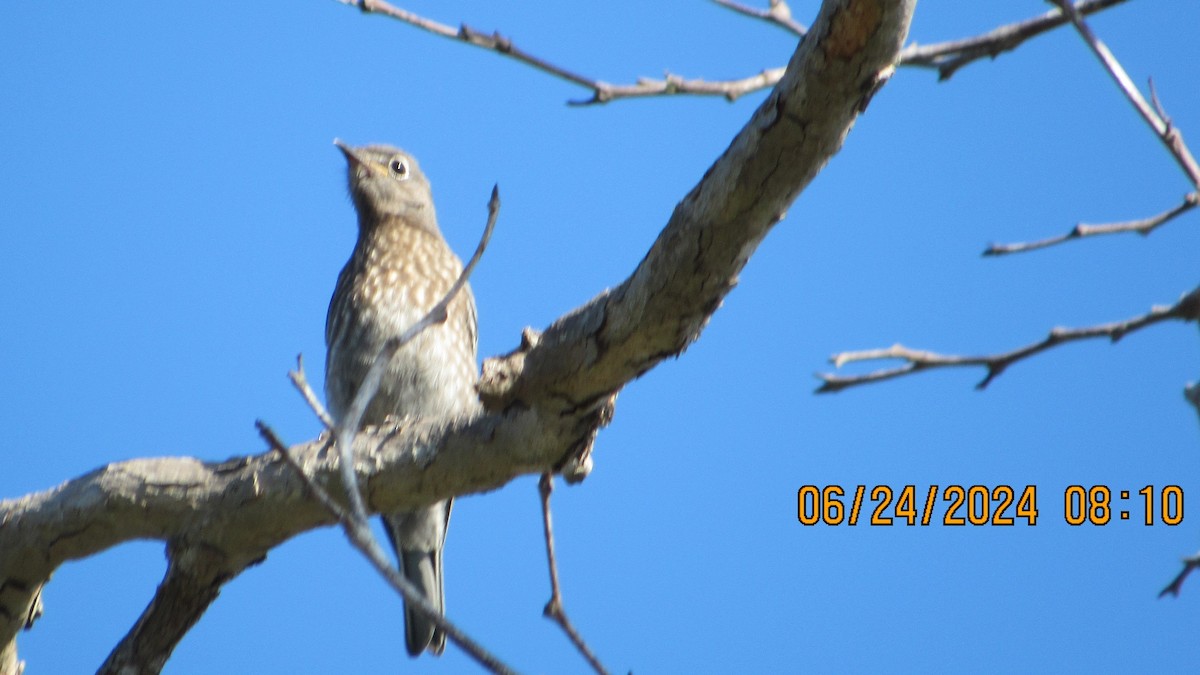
[539,473,609,675]
[897,0,1127,81]
[818,287,1200,393]
[1051,0,1200,185]
[986,1,1200,256]
[289,354,335,429]
[255,422,515,674]
[1159,551,1200,599]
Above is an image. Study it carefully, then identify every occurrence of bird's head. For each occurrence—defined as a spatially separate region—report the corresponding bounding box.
[334,140,438,233]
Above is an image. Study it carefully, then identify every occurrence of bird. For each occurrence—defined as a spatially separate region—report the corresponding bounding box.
[324,140,481,657]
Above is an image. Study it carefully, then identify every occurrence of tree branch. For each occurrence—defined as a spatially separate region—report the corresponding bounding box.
[1186,381,1200,424]
[897,0,1127,81]
[983,194,1199,256]
[335,0,1126,105]
[538,474,607,674]
[336,0,607,103]
[712,0,808,38]
[1051,0,1200,186]
[818,286,1200,393]
[2,0,915,666]
[99,542,251,674]
[95,183,508,675]
[259,424,516,674]
[288,354,334,429]
[1159,551,1200,599]
[985,2,1200,256]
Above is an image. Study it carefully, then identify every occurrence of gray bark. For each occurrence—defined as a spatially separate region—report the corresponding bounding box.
[0,1,915,672]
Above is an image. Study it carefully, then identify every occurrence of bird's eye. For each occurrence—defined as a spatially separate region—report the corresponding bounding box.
[388,158,410,180]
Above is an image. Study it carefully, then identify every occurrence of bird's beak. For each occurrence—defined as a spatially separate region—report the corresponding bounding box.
[333,139,383,175]
[333,138,364,165]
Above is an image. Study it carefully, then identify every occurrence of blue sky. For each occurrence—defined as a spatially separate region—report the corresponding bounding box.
[2,1,1198,672]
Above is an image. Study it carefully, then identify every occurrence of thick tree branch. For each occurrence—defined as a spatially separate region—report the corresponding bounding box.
[99,543,251,674]
[2,0,914,667]
[818,286,1200,393]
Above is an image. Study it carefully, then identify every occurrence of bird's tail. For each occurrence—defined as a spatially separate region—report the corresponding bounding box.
[382,504,449,657]
[400,548,445,656]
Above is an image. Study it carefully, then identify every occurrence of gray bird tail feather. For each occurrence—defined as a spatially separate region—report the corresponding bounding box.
[382,501,451,657]
[401,548,445,656]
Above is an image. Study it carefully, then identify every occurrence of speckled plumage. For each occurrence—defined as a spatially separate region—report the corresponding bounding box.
[325,141,480,657]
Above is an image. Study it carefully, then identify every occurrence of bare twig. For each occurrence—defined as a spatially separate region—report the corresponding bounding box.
[538,473,609,675]
[336,0,607,104]
[257,421,515,674]
[983,194,1199,256]
[711,0,807,38]
[986,1,1200,256]
[1186,381,1200,423]
[1051,0,1200,186]
[897,0,1127,81]
[334,184,499,524]
[336,0,1127,105]
[582,68,788,105]
[818,286,1200,393]
[1159,551,1200,599]
[338,0,783,104]
[289,354,335,429]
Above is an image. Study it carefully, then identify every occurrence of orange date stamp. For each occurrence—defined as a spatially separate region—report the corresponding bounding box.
[796,485,1184,526]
